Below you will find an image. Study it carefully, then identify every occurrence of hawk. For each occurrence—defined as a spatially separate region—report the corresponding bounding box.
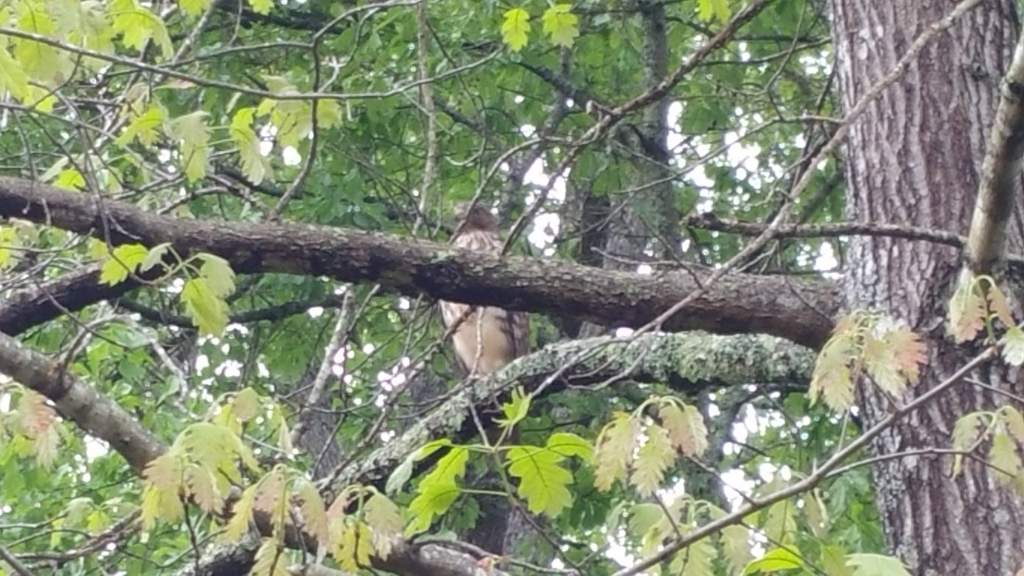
[440,202,529,376]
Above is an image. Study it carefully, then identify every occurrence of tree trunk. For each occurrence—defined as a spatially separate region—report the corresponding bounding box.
[831,1,1024,573]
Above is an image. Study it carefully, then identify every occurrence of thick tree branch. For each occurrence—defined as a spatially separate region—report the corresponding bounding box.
[965,31,1024,274]
[0,266,138,336]
[0,178,839,347]
[323,332,813,495]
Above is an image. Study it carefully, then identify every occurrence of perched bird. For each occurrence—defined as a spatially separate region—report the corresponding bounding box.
[440,202,529,375]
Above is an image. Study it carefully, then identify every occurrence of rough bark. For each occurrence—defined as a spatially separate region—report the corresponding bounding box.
[831,1,1024,573]
[0,177,839,347]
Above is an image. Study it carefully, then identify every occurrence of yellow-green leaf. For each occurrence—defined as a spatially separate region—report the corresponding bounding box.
[197,253,236,297]
[846,553,911,576]
[698,0,732,23]
[223,484,257,542]
[179,0,213,18]
[742,547,804,575]
[1003,326,1024,366]
[169,111,210,183]
[541,4,578,48]
[0,45,30,101]
[660,401,708,457]
[251,537,288,576]
[249,0,273,15]
[117,104,166,147]
[506,445,574,517]
[109,0,173,59]
[594,411,638,491]
[181,277,230,336]
[100,243,149,285]
[501,8,531,52]
[230,107,270,185]
[53,168,85,191]
[631,424,674,496]
[363,492,403,559]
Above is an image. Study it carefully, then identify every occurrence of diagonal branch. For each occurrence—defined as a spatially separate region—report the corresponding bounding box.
[965,30,1024,274]
[0,177,839,347]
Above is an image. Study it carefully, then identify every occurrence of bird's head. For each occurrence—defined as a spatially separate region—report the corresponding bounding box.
[453,201,499,232]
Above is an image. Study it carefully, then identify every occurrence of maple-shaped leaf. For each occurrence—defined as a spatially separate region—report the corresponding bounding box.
[506,445,574,517]
[249,0,273,15]
[631,424,675,496]
[100,243,149,285]
[1002,326,1024,366]
[659,401,708,457]
[53,168,85,191]
[181,277,231,336]
[294,478,328,555]
[251,537,288,576]
[501,8,531,52]
[989,430,1022,485]
[117,104,166,147]
[951,411,990,476]
[545,432,593,460]
[846,553,911,576]
[12,3,68,84]
[821,545,855,576]
[230,107,270,185]
[671,536,718,576]
[542,4,579,48]
[363,492,403,559]
[197,253,236,297]
[698,0,732,23]
[948,276,986,343]
[179,0,212,18]
[109,0,173,59]
[594,412,639,491]
[169,111,210,183]
[406,446,468,534]
[0,44,30,102]
[742,547,803,575]
[223,483,257,542]
[496,387,531,430]
[385,439,453,495]
[809,334,855,411]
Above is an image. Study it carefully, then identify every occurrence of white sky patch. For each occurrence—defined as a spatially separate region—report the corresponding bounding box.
[282,146,302,166]
[398,297,411,310]
[194,354,210,373]
[514,94,525,104]
[215,359,243,378]
[520,124,537,138]
[636,264,653,275]
[614,327,635,338]
[85,437,109,461]
[307,306,325,318]
[528,212,561,249]
[0,392,9,413]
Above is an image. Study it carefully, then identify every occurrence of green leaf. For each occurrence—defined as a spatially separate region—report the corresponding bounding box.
[53,168,85,191]
[846,553,911,576]
[139,242,172,273]
[117,104,166,147]
[545,432,593,460]
[671,536,718,576]
[223,484,257,542]
[951,411,989,476]
[179,0,212,18]
[742,547,804,574]
[496,387,531,429]
[181,277,230,336]
[197,253,236,297]
[989,430,1022,485]
[541,4,579,48]
[230,107,270,185]
[809,333,855,411]
[698,0,732,23]
[0,45,30,101]
[169,111,210,183]
[249,0,273,15]
[251,538,287,576]
[631,424,674,496]
[99,243,149,285]
[109,0,173,59]
[363,492,403,559]
[407,446,468,534]
[1003,326,1024,366]
[501,8,530,52]
[948,275,985,343]
[506,445,574,517]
